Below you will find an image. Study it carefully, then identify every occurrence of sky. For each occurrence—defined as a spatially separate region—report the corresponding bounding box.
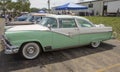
[29,0,93,9]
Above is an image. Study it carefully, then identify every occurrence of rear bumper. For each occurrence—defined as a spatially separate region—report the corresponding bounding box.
[1,39,19,54]
[111,31,117,39]
[111,36,116,39]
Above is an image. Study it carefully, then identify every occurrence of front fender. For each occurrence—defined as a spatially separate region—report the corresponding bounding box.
[5,30,52,50]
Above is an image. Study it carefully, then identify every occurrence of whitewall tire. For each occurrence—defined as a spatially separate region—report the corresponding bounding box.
[21,42,41,60]
[91,41,101,48]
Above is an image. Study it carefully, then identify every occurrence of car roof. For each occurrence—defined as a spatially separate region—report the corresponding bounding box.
[46,15,90,21]
[30,13,55,16]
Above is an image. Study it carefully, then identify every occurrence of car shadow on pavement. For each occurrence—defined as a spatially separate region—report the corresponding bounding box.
[0,42,115,72]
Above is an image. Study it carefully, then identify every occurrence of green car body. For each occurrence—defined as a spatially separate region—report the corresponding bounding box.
[1,15,113,59]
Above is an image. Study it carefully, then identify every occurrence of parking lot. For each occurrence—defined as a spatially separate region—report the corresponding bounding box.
[0,19,120,72]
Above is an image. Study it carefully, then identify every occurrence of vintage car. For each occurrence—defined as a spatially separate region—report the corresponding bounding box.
[6,13,49,26]
[15,14,28,21]
[1,15,113,59]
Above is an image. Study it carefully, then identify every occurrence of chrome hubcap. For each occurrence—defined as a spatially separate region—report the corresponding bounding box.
[27,47,35,54]
[22,43,40,59]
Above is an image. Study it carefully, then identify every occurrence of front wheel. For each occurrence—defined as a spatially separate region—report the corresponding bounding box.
[20,42,41,60]
[91,41,101,48]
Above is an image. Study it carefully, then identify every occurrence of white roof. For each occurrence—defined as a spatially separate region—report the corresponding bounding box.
[46,14,90,22]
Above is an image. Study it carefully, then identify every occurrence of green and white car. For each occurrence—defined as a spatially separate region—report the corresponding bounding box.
[1,15,113,59]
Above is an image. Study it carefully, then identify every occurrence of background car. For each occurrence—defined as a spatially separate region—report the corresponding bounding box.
[6,13,48,26]
[15,14,28,21]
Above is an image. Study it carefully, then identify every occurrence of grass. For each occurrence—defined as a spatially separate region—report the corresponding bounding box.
[84,16,120,40]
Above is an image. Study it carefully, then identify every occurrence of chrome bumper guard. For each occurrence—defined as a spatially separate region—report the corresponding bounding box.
[1,38,19,54]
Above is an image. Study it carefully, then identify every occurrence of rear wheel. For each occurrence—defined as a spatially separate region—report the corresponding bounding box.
[91,41,101,48]
[20,42,41,60]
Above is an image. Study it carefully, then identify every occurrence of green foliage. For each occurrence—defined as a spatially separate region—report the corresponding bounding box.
[41,8,47,11]
[30,7,48,12]
[6,1,14,10]
[84,16,120,40]
[22,2,30,12]
[0,0,30,12]
[30,8,40,12]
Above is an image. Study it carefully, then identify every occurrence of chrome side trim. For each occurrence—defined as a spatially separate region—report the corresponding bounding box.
[51,28,80,37]
[79,27,112,34]
[50,27,112,37]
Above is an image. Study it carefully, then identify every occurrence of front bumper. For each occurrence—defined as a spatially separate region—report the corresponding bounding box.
[1,38,19,54]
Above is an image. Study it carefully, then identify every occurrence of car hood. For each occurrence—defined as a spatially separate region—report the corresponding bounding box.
[6,24,49,31]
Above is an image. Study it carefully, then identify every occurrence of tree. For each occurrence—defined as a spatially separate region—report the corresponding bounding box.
[0,0,30,13]
[0,0,11,15]
[22,2,30,12]
[30,8,40,12]
[41,8,48,11]
[0,0,31,18]
[16,0,30,12]
[6,0,14,11]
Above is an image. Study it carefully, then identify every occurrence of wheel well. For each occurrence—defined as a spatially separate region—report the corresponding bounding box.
[19,41,43,52]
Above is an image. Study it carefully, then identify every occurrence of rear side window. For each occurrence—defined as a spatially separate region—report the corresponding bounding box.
[59,18,77,28]
[77,18,93,27]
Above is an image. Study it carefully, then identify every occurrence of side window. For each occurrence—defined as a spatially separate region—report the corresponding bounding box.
[59,19,77,28]
[44,18,57,28]
[77,19,93,27]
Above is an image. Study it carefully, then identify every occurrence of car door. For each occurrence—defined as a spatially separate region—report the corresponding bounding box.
[51,18,80,49]
[76,18,97,45]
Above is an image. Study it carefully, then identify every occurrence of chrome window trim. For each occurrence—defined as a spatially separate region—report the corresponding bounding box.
[75,18,95,28]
